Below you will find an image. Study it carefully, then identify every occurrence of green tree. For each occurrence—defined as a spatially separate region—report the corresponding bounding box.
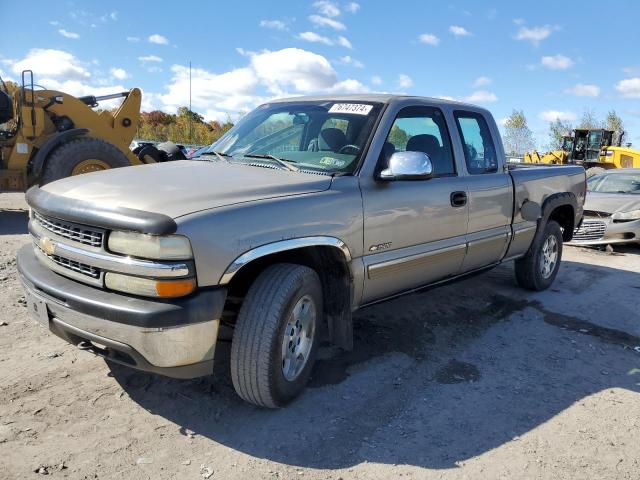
[605,110,625,144]
[577,110,602,130]
[387,124,409,149]
[503,110,535,156]
[546,118,573,151]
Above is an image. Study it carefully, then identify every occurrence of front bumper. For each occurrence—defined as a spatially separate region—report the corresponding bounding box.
[17,245,227,378]
[568,216,640,246]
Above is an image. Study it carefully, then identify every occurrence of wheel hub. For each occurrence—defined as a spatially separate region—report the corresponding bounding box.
[71,159,110,176]
[540,234,558,279]
[281,294,316,381]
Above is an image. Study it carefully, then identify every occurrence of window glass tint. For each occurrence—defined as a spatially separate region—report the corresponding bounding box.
[384,106,455,175]
[454,112,498,174]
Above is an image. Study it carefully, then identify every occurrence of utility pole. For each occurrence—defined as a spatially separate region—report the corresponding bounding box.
[188,60,192,144]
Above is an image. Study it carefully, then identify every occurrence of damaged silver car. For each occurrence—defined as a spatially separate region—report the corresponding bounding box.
[570,168,640,246]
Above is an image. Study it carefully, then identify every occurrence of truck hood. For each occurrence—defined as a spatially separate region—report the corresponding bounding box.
[42,160,333,218]
[584,191,640,214]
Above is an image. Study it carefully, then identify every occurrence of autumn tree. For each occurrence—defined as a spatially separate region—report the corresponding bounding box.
[503,110,535,156]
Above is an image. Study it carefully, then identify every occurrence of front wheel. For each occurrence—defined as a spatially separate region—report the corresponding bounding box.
[230,264,322,408]
[515,220,563,291]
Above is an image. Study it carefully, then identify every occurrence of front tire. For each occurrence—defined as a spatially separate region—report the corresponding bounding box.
[515,220,563,291]
[41,137,130,185]
[230,264,322,408]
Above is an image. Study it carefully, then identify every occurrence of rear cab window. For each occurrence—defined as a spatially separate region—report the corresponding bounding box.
[453,111,499,174]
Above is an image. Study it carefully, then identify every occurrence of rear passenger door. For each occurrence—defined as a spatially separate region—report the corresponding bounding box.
[360,105,469,303]
[453,111,513,271]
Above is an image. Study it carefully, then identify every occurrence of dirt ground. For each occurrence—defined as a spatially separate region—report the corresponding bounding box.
[1,191,639,480]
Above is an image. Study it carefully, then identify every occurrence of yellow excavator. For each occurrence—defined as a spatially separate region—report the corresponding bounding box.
[0,70,150,191]
[524,128,640,177]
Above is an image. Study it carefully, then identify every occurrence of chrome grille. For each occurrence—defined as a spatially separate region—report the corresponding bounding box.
[33,211,103,247]
[35,243,100,279]
[573,219,606,241]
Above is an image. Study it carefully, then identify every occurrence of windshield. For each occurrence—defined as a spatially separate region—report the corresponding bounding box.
[587,172,640,194]
[204,101,383,174]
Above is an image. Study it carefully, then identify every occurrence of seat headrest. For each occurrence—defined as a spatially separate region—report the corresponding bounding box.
[319,128,347,151]
[406,134,440,155]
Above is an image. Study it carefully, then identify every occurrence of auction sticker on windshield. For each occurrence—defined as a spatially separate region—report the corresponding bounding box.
[328,103,373,115]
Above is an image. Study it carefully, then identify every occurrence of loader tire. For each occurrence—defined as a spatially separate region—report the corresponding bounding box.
[230,264,322,408]
[585,167,605,178]
[41,137,130,185]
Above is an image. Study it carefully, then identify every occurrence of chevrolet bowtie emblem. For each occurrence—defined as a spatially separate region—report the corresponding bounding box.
[40,236,56,255]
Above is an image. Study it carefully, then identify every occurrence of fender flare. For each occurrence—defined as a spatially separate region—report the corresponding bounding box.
[218,236,352,285]
[533,192,579,243]
[30,128,89,181]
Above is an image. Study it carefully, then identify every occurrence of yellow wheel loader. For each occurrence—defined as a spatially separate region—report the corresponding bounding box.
[524,128,640,177]
[0,70,149,192]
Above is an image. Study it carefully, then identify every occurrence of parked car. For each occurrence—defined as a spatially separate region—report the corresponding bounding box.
[569,168,640,246]
[17,95,585,407]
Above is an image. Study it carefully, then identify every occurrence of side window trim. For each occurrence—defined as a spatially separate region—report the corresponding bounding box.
[453,110,499,175]
[379,104,458,178]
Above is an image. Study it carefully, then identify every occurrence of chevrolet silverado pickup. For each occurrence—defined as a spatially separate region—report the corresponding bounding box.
[17,95,586,408]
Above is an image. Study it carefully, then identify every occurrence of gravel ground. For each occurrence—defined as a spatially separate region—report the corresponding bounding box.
[1,191,639,480]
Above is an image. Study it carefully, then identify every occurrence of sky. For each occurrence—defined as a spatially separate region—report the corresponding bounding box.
[1,0,639,147]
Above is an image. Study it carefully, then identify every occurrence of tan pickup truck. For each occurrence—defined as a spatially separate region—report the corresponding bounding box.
[18,95,586,407]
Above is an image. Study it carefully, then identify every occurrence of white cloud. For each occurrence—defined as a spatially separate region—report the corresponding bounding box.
[371,75,382,85]
[565,83,600,97]
[139,55,163,63]
[337,36,352,49]
[313,1,340,17]
[58,29,80,39]
[449,25,472,37]
[299,31,334,46]
[345,2,360,13]
[110,67,128,80]
[338,55,363,68]
[515,25,555,46]
[541,54,573,70]
[397,74,413,89]
[260,19,288,30]
[328,78,368,94]
[616,77,640,98]
[309,15,346,31]
[472,76,492,87]
[110,11,118,21]
[127,36,140,42]
[538,110,577,122]
[49,20,60,26]
[513,18,525,25]
[418,33,440,46]
[148,34,168,45]
[464,90,498,103]
[10,48,90,80]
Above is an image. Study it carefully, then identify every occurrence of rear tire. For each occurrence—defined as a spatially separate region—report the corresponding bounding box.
[230,264,322,408]
[515,220,563,291]
[586,166,606,178]
[41,137,130,185]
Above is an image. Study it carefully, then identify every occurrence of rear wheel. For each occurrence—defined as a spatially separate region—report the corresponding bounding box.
[230,264,322,408]
[41,137,130,184]
[515,220,563,291]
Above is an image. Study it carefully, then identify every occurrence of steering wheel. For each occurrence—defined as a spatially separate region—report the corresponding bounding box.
[338,144,360,155]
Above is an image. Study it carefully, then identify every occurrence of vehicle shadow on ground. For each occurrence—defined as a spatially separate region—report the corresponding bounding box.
[109,260,640,470]
[0,209,29,235]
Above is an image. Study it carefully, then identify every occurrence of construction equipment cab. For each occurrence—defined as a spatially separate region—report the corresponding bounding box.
[0,70,145,191]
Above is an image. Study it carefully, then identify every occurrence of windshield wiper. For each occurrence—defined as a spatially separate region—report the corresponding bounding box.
[243,154,299,172]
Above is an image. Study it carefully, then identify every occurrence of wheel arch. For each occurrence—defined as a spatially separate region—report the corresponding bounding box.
[541,192,578,242]
[220,237,355,350]
[30,128,89,182]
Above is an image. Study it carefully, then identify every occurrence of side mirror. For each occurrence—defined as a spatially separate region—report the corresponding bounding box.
[379,151,433,181]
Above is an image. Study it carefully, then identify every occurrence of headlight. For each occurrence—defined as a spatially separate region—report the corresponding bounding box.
[612,209,640,222]
[105,272,196,298]
[108,231,192,260]
[604,150,614,157]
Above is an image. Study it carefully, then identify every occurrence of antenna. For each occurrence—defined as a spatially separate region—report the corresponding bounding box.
[189,60,192,144]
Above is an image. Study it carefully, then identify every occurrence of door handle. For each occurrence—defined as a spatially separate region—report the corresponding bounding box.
[450,191,467,207]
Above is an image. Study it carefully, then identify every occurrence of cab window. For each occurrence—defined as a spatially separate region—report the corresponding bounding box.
[383,106,456,176]
[454,111,498,174]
